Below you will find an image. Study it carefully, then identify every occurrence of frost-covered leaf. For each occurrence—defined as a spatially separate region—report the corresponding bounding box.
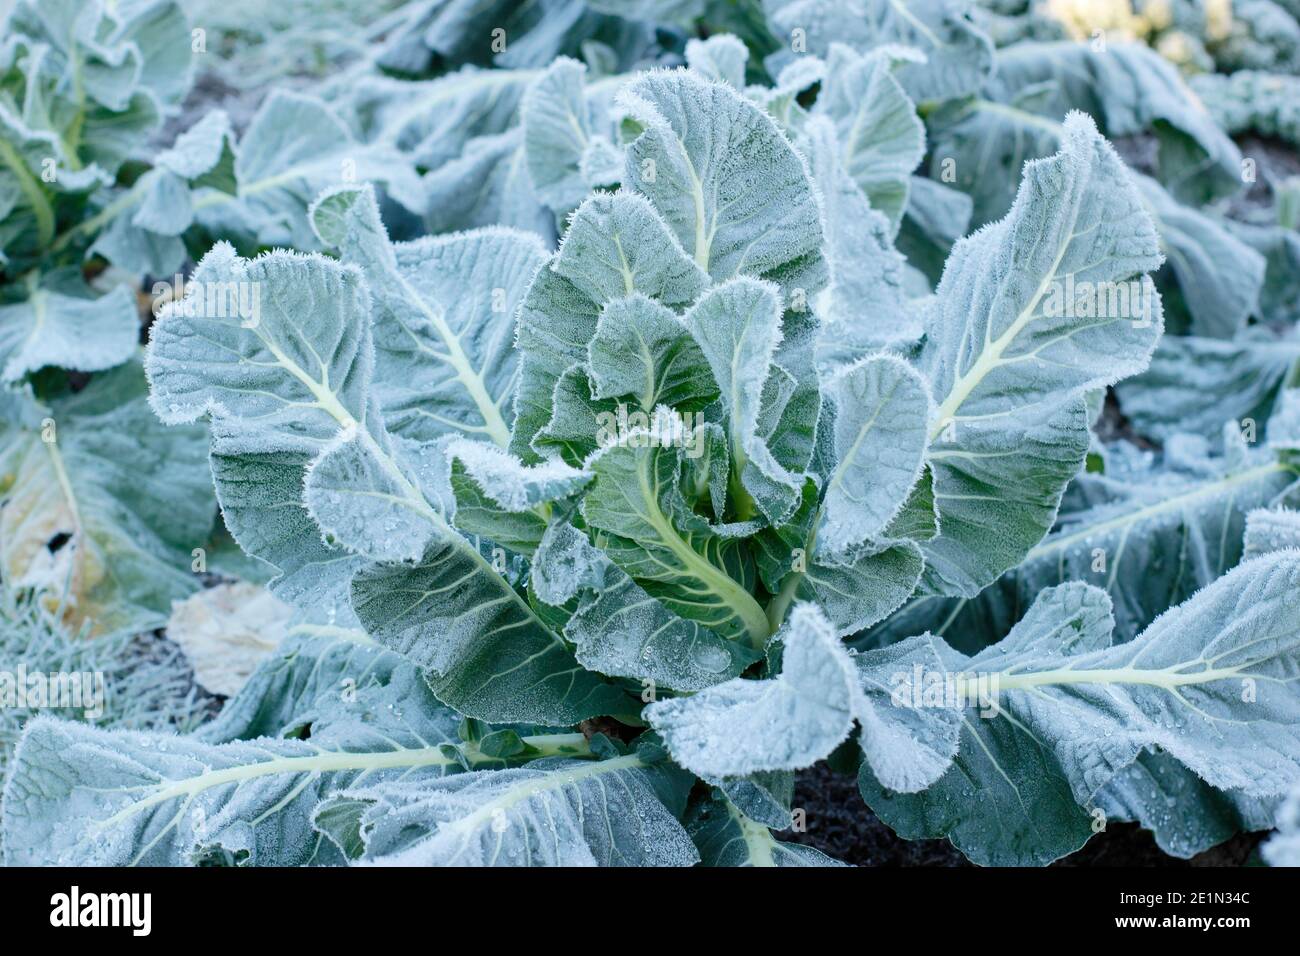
[522,57,598,213]
[763,0,994,102]
[818,355,929,555]
[588,293,718,412]
[685,34,749,88]
[375,0,663,75]
[209,428,368,631]
[512,190,709,459]
[83,110,238,276]
[312,185,546,447]
[1,0,188,178]
[0,282,137,384]
[351,538,631,723]
[1116,331,1300,442]
[581,418,769,646]
[813,43,925,231]
[0,658,534,866]
[687,794,845,866]
[146,243,372,444]
[0,103,109,264]
[207,91,423,250]
[648,603,961,789]
[684,277,806,523]
[566,571,761,690]
[0,365,212,636]
[1225,219,1300,326]
[919,113,1163,596]
[0,590,211,827]
[882,443,1297,651]
[304,425,449,563]
[448,438,589,512]
[343,67,551,235]
[1097,750,1277,860]
[195,631,388,745]
[619,68,828,292]
[929,42,1243,226]
[148,244,622,725]
[863,556,1300,865]
[1190,70,1300,148]
[713,771,794,829]
[802,118,920,362]
[1136,174,1265,340]
[1005,447,1296,641]
[1246,508,1300,558]
[530,519,613,606]
[646,604,859,776]
[757,480,924,636]
[337,746,699,866]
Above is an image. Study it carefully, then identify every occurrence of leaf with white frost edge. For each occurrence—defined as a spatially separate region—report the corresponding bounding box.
[146,243,372,445]
[646,603,961,790]
[762,0,994,103]
[304,424,449,563]
[566,572,761,690]
[444,440,589,555]
[817,355,930,556]
[864,556,1300,866]
[310,184,547,447]
[581,417,769,645]
[511,190,709,460]
[882,443,1298,650]
[212,91,424,250]
[918,113,1164,596]
[683,277,806,524]
[1246,508,1300,558]
[801,117,921,366]
[813,43,925,233]
[522,57,596,214]
[587,294,719,412]
[619,68,828,294]
[351,537,632,723]
[341,749,699,867]
[196,632,396,745]
[684,34,749,89]
[447,439,590,512]
[756,480,926,638]
[209,425,369,630]
[529,520,615,607]
[0,663,468,866]
[0,284,138,385]
[148,245,622,724]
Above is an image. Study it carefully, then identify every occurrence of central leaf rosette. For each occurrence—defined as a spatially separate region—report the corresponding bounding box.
[477,68,935,679]
[143,64,1175,833]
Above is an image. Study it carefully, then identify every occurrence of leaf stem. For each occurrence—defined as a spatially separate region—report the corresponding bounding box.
[0,137,56,248]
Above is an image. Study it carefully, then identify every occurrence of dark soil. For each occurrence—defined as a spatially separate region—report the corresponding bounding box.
[778,763,1266,867]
